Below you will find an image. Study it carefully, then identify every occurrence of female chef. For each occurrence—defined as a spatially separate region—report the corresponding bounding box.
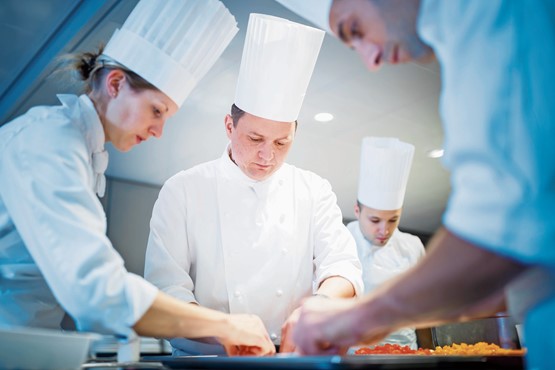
[0,0,274,356]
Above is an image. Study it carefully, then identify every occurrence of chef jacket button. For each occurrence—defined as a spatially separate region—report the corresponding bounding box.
[270,333,278,340]
[279,179,284,186]
[276,289,283,297]
[279,214,285,224]
[234,290,241,297]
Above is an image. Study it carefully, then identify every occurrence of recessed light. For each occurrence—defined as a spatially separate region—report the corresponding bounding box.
[314,112,334,122]
[427,148,444,158]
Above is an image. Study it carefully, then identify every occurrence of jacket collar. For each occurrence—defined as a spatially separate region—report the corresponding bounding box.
[57,94,108,197]
[219,144,286,198]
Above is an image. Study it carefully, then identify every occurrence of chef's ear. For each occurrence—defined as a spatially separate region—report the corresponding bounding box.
[224,114,234,138]
[105,69,126,98]
[354,202,361,219]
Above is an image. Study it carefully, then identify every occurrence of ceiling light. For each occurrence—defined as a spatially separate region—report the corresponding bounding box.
[427,148,444,158]
[314,112,334,122]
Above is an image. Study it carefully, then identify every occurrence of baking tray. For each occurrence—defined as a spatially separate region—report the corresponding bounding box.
[143,353,524,370]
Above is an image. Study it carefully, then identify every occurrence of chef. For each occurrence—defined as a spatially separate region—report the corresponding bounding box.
[144,13,364,355]
[347,137,425,349]
[0,0,275,356]
[275,3,554,370]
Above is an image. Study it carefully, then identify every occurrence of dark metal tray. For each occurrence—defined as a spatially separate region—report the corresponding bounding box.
[143,354,524,370]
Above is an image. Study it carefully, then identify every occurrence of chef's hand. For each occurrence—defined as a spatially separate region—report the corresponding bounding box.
[292,297,384,355]
[217,313,275,356]
[279,306,301,353]
[280,295,335,353]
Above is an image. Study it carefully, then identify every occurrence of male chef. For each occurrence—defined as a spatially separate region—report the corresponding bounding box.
[348,137,425,350]
[144,13,363,355]
[276,4,554,370]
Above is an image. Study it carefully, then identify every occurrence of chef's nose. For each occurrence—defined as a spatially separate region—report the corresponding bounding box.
[352,39,382,71]
[149,121,164,138]
[258,143,274,161]
[379,223,389,235]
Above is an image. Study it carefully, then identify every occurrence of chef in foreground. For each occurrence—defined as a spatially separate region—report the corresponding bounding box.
[145,13,363,355]
[0,0,275,356]
[276,1,554,369]
[347,137,425,350]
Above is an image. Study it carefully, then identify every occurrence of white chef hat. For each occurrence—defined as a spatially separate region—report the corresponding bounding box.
[358,137,415,211]
[274,0,333,33]
[103,0,238,108]
[234,14,324,122]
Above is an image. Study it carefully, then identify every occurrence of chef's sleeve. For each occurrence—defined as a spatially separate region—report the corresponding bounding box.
[311,178,364,297]
[144,175,197,303]
[0,124,157,336]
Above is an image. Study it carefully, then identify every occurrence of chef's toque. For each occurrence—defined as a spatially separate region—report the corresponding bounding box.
[273,0,333,33]
[358,137,415,211]
[103,0,238,108]
[234,13,324,122]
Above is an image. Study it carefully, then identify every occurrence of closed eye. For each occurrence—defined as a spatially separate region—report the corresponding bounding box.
[338,19,361,45]
[338,21,349,43]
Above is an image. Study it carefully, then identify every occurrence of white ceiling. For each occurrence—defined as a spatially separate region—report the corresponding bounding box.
[0,0,450,235]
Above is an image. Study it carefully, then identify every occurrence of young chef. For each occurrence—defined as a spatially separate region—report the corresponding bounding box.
[347,137,424,350]
[144,13,363,355]
[275,1,555,369]
[0,0,275,356]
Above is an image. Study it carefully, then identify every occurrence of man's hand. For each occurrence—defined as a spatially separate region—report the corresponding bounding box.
[217,313,276,356]
[279,306,301,353]
[292,296,372,355]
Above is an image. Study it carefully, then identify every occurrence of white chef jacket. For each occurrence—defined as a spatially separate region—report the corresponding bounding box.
[0,94,157,336]
[418,1,555,368]
[145,147,363,351]
[347,221,425,349]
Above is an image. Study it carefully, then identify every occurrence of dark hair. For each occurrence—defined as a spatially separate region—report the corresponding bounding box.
[230,103,298,131]
[230,103,246,128]
[57,45,157,94]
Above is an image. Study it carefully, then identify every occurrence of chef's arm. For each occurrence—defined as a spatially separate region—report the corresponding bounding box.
[316,276,355,298]
[133,291,275,355]
[293,228,528,354]
[352,227,527,339]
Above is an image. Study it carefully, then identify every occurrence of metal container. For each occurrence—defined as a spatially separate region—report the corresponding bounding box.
[0,326,100,370]
[431,314,521,349]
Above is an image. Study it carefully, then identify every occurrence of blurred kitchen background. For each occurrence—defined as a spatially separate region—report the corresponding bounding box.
[0,0,449,278]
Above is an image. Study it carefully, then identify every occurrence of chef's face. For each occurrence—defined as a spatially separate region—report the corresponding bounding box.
[329,0,434,71]
[355,203,402,246]
[101,70,178,152]
[225,112,295,181]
